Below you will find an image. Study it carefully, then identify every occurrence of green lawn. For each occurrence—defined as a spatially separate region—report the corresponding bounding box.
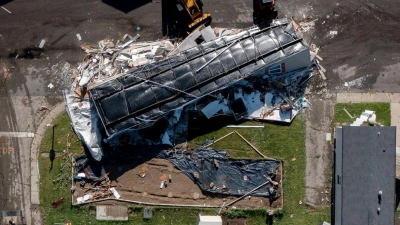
[333,103,391,126]
[39,111,84,155]
[188,115,330,224]
[39,112,87,224]
[39,112,330,224]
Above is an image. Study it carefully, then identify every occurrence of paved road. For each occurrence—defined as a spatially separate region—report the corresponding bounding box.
[278,0,400,93]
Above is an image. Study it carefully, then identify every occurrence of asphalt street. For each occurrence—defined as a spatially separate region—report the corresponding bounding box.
[0,0,399,224]
[0,1,254,224]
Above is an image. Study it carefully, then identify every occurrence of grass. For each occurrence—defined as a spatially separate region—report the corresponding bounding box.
[39,112,87,224]
[39,112,330,224]
[39,111,84,155]
[333,103,391,126]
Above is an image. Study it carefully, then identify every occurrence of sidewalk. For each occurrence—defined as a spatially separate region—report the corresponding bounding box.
[336,93,400,147]
[337,93,400,103]
[30,102,66,224]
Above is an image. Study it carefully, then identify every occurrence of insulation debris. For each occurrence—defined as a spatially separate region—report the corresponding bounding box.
[72,34,175,98]
[298,19,317,33]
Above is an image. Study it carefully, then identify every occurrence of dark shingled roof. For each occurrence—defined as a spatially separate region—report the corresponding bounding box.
[337,126,396,225]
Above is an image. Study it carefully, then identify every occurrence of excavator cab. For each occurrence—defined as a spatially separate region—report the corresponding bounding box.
[175,0,211,29]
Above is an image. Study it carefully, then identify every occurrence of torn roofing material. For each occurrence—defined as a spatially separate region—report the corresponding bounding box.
[90,21,309,137]
[165,145,280,197]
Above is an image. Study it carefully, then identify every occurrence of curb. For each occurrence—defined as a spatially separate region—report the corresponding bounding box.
[30,102,66,221]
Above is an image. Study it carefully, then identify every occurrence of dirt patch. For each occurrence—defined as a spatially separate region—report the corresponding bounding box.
[73,158,282,209]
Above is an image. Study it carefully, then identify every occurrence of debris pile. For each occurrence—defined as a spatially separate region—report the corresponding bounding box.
[75,171,121,204]
[73,154,105,182]
[65,19,318,161]
[342,109,382,126]
[64,19,316,203]
[73,34,175,98]
[297,16,317,33]
[72,143,281,205]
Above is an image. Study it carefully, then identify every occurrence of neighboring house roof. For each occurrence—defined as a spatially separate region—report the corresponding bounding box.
[335,126,396,225]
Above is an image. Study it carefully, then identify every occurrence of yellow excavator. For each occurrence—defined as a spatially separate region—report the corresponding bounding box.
[174,0,211,29]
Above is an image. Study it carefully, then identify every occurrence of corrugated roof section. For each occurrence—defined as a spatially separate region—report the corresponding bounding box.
[90,22,308,136]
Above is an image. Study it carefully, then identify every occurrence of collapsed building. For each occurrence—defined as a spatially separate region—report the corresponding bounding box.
[65,19,316,202]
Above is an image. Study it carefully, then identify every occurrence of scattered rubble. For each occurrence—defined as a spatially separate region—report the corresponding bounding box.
[344,74,372,89]
[65,19,320,160]
[298,19,317,33]
[39,39,46,48]
[76,33,82,41]
[64,19,322,204]
[82,20,314,158]
[329,30,338,38]
[345,110,382,126]
[1,6,11,14]
[74,170,119,203]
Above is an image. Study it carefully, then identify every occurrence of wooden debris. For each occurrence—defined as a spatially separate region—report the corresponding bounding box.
[205,130,277,160]
[39,105,50,111]
[137,166,148,178]
[267,177,279,186]
[91,172,109,187]
[1,6,11,14]
[160,173,167,181]
[80,45,91,51]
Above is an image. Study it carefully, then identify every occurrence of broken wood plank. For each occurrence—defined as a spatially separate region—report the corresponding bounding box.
[226,181,270,206]
[318,69,327,80]
[234,131,276,160]
[204,131,235,147]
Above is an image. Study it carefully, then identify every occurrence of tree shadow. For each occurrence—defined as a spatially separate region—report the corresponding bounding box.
[102,0,152,14]
[49,125,56,171]
[0,0,12,6]
[187,111,291,143]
